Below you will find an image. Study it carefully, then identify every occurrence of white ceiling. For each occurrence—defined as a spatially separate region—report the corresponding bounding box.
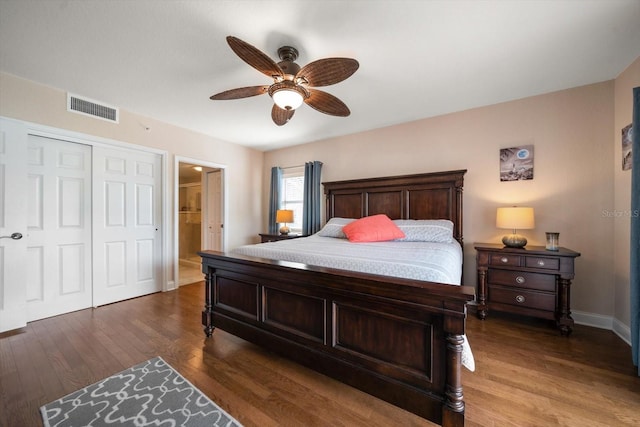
[1,1,639,151]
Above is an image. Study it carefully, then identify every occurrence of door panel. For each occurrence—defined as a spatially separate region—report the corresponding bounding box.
[93,146,162,306]
[0,119,28,332]
[26,135,92,322]
[137,239,154,281]
[59,243,85,294]
[137,183,154,225]
[106,181,126,225]
[206,169,223,251]
[105,241,126,287]
[26,247,43,302]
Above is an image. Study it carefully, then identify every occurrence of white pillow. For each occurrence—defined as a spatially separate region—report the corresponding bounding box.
[392,219,454,243]
[316,217,355,238]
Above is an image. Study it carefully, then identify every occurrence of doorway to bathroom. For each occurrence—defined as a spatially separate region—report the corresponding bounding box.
[176,158,225,286]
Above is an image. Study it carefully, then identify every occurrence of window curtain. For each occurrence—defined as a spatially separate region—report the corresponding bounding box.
[268,167,282,234]
[302,161,323,235]
[631,86,640,376]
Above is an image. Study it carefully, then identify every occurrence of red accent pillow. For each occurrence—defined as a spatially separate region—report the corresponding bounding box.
[342,214,405,242]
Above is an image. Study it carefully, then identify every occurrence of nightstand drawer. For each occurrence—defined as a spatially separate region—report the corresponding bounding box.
[489,253,521,267]
[487,270,556,292]
[525,256,560,271]
[490,286,556,312]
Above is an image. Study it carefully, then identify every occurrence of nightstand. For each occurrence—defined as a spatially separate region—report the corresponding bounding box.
[475,243,580,335]
[259,233,306,243]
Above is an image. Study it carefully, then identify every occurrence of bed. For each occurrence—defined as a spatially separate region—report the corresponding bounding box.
[199,169,474,426]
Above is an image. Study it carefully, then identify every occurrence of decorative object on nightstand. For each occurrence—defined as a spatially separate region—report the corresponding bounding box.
[474,243,580,335]
[496,206,535,248]
[545,232,560,251]
[276,209,294,235]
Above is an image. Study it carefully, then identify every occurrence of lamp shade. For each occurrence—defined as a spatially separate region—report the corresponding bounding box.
[276,209,294,224]
[496,206,535,248]
[496,207,535,230]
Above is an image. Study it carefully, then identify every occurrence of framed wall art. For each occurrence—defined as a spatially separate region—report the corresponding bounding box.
[622,123,632,171]
[500,145,534,181]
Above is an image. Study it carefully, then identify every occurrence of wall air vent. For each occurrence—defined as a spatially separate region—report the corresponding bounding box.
[67,93,119,123]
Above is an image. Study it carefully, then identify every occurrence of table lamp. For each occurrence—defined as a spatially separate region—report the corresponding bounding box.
[496,206,535,248]
[276,209,294,235]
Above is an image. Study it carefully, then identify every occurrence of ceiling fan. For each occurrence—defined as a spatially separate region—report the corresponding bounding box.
[210,36,359,126]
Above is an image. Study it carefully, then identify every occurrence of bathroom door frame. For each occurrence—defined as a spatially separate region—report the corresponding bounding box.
[174,156,227,288]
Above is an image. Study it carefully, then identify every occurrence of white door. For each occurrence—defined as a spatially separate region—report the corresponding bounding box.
[0,119,28,332]
[205,169,223,251]
[26,135,92,321]
[92,145,162,306]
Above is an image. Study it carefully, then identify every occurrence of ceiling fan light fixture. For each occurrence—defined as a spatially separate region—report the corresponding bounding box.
[269,81,307,110]
[272,88,304,110]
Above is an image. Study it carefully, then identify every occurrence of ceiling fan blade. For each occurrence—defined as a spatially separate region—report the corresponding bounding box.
[210,85,269,100]
[272,104,295,126]
[304,89,351,116]
[296,58,359,87]
[226,36,284,80]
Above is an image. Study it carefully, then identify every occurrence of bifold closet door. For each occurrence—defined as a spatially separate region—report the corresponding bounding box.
[92,145,162,306]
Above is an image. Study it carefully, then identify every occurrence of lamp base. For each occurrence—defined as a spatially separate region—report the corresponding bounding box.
[502,233,527,248]
[279,225,290,235]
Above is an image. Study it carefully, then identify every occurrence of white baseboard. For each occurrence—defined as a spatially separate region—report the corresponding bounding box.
[572,310,613,329]
[466,305,632,346]
[612,318,632,346]
[572,310,631,346]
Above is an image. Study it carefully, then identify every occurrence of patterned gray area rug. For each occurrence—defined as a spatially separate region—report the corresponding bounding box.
[40,356,242,427]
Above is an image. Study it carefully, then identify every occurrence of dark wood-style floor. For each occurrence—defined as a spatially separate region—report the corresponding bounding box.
[1,282,639,427]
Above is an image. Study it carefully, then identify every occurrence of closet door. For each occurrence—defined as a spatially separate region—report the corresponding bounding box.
[26,135,92,321]
[93,146,163,306]
[0,119,28,332]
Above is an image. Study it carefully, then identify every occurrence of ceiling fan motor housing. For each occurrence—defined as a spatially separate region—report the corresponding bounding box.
[277,46,301,77]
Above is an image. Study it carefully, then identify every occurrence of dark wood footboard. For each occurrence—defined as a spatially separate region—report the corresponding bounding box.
[200,251,474,426]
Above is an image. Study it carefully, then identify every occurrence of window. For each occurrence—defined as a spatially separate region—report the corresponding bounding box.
[281,166,304,233]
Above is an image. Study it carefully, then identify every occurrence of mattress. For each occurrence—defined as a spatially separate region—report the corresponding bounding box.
[232,234,463,285]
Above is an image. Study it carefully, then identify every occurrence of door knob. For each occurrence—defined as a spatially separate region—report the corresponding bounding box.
[0,232,23,240]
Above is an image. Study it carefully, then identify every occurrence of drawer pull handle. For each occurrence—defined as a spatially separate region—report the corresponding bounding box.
[515,276,526,284]
[501,257,509,263]
[537,260,545,266]
[515,295,526,303]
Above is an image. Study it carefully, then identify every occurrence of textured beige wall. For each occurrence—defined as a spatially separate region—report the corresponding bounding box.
[0,72,265,283]
[1,68,630,322]
[613,57,640,327]
[265,82,616,318]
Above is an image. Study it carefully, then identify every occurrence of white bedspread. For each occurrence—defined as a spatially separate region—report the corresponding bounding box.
[231,235,475,371]
[232,234,462,285]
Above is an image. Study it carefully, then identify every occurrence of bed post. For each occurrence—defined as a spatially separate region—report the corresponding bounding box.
[201,269,215,337]
[443,333,465,426]
[455,182,464,247]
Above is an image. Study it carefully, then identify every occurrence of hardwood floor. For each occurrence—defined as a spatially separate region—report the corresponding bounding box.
[1,282,639,426]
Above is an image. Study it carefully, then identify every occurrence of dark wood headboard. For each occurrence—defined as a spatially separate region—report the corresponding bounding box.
[323,170,467,245]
